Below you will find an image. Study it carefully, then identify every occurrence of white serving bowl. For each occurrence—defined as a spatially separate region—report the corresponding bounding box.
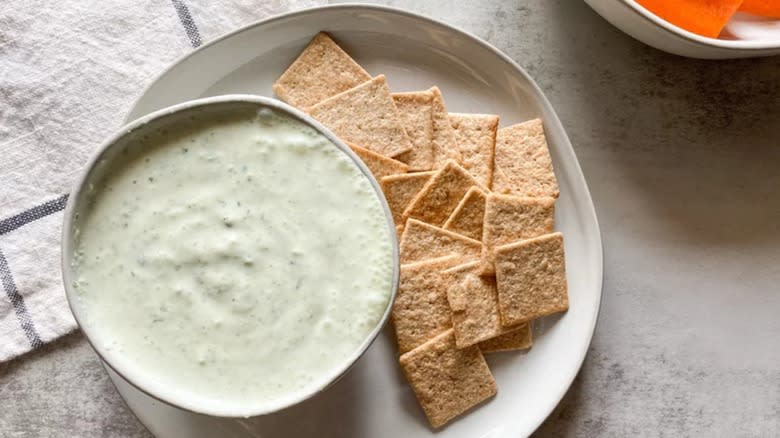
[61,94,400,418]
[585,0,780,58]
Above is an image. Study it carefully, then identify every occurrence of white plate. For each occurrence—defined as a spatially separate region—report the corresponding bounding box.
[114,4,603,437]
[586,0,780,59]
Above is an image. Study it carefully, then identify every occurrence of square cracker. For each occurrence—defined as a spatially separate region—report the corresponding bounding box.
[400,219,482,264]
[380,172,435,227]
[430,87,462,167]
[349,142,408,180]
[480,194,555,275]
[494,232,569,326]
[392,256,466,354]
[273,32,371,109]
[479,323,532,353]
[443,186,487,241]
[402,160,485,227]
[492,119,559,198]
[448,113,498,189]
[392,91,435,171]
[307,75,413,158]
[399,329,497,429]
[442,261,525,349]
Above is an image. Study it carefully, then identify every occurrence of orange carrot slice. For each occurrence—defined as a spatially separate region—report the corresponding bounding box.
[740,0,780,18]
[636,0,744,38]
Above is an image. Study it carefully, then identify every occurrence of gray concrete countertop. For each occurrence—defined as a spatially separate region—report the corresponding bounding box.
[2,1,779,436]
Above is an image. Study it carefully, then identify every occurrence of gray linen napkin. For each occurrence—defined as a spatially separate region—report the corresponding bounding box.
[0,0,323,362]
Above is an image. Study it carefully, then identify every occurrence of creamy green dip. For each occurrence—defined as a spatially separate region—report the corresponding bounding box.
[72,106,394,415]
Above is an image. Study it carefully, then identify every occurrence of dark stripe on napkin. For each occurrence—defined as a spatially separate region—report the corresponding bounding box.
[171,0,202,48]
[0,249,43,348]
[0,194,68,348]
[0,194,69,236]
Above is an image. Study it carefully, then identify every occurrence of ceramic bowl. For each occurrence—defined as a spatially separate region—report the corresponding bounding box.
[586,0,780,58]
[61,94,400,418]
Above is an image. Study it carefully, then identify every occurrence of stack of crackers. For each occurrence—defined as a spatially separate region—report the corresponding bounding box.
[274,32,570,429]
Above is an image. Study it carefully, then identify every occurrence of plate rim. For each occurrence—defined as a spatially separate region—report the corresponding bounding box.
[120,3,605,436]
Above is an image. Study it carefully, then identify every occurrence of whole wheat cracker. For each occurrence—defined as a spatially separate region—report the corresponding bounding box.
[442,261,524,349]
[392,256,467,354]
[492,118,559,198]
[479,323,532,353]
[380,172,436,227]
[399,329,496,429]
[430,87,462,167]
[392,91,435,171]
[448,113,498,189]
[399,219,482,264]
[272,32,371,109]
[307,75,413,158]
[480,194,555,275]
[443,186,487,241]
[348,142,408,180]
[402,160,485,227]
[494,232,568,326]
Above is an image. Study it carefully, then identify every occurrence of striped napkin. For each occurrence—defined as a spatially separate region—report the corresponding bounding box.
[0,0,323,362]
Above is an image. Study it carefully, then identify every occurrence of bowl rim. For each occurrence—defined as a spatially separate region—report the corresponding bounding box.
[622,0,780,50]
[60,94,401,418]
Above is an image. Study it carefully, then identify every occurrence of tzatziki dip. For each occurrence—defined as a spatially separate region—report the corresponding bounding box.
[70,104,395,415]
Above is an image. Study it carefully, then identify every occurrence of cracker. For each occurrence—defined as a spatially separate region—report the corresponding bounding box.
[480,194,555,275]
[273,32,371,109]
[492,119,559,198]
[392,256,465,354]
[349,142,408,180]
[392,91,435,171]
[494,232,568,326]
[442,186,487,241]
[442,261,521,348]
[430,87,462,167]
[380,172,435,227]
[307,75,413,158]
[402,160,484,227]
[479,323,532,353]
[448,113,498,189]
[399,219,482,264]
[399,329,497,428]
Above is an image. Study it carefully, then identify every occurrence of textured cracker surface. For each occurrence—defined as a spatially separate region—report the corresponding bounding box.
[480,194,555,275]
[479,323,533,353]
[392,91,435,170]
[403,160,484,227]
[492,118,559,198]
[399,329,497,428]
[272,32,371,109]
[494,232,569,326]
[380,171,435,227]
[399,219,481,264]
[349,142,408,180]
[442,261,516,348]
[430,87,462,166]
[307,75,413,157]
[392,257,464,354]
[443,186,487,241]
[448,113,498,189]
